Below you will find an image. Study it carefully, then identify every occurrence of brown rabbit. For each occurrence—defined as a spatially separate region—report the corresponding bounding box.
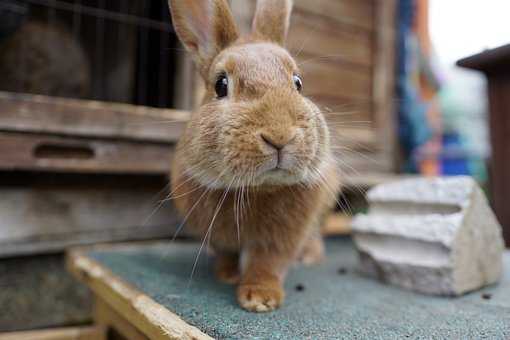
[0,21,90,98]
[169,0,339,312]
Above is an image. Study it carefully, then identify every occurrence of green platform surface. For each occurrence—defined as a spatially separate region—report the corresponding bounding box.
[89,238,510,339]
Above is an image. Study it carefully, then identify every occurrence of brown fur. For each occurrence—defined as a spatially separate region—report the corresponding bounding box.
[168,0,339,312]
[252,0,293,45]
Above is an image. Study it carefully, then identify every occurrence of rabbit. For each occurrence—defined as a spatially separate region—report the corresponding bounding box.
[0,20,90,98]
[168,0,340,312]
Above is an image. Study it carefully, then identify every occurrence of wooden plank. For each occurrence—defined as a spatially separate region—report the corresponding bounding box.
[458,47,510,246]
[322,101,373,125]
[457,43,510,74]
[0,92,189,143]
[335,153,391,177]
[0,326,106,340]
[487,75,510,246]
[331,126,377,150]
[95,299,149,340]
[231,0,374,34]
[0,132,174,174]
[173,53,196,111]
[288,9,373,67]
[371,0,398,172]
[294,0,374,31]
[67,248,212,340]
[301,61,372,101]
[0,186,181,257]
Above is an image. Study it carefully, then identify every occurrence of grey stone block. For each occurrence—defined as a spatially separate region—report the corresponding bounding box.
[352,176,505,296]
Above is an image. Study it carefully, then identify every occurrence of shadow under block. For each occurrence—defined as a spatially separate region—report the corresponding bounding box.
[68,238,510,339]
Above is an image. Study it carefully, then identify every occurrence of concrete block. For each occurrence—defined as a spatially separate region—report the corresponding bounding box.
[352,176,505,296]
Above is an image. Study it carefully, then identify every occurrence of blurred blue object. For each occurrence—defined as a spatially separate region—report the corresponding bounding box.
[397,0,433,172]
[440,132,470,175]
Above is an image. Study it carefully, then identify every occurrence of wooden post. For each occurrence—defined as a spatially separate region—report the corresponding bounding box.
[458,44,510,247]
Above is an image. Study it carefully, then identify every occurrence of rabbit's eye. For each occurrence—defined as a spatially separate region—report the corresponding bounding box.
[215,72,228,98]
[293,74,303,92]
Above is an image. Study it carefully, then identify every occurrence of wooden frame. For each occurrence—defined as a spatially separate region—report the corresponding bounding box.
[458,44,510,247]
[0,91,189,257]
[0,326,106,340]
[372,0,398,172]
[0,91,188,174]
[0,91,188,143]
[0,185,182,257]
[67,245,211,340]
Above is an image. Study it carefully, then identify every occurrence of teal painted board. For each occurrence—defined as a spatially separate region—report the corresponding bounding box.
[89,238,510,339]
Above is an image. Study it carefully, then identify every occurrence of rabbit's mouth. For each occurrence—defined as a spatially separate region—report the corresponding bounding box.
[258,150,297,173]
[250,150,312,186]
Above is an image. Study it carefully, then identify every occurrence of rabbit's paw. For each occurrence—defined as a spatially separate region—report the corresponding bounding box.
[237,283,284,312]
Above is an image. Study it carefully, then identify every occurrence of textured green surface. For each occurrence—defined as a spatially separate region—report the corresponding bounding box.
[89,238,510,339]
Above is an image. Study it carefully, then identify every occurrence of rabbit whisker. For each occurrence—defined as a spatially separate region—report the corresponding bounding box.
[188,177,234,287]
[329,154,368,198]
[233,176,242,251]
[125,119,188,126]
[307,159,353,215]
[297,54,358,66]
[142,167,207,227]
[170,168,229,242]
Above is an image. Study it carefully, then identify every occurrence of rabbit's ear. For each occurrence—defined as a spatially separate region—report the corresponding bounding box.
[169,0,239,75]
[252,0,293,45]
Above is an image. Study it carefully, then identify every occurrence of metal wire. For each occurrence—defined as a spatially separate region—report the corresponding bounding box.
[137,0,148,105]
[158,0,170,107]
[95,0,105,100]
[1,0,176,108]
[71,0,82,38]
[23,0,174,32]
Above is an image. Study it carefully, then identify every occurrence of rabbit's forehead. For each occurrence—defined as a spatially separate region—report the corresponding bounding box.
[214,43,296,82]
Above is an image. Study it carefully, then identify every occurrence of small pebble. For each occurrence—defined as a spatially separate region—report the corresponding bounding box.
[337,267,347,275]
[482,293,492,300]
[295,284,305,292]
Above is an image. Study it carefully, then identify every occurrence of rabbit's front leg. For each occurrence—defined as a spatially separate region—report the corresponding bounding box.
[237,246,293,312]
[215,252,240,284]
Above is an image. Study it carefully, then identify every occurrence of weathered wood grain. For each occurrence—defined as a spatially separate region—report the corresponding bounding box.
[67,249,211,340]
[0,185,182,257]
[95,299,149,340]
[232,0,374,32]
[458,45,510,247]
[0,132,174,174]
[301,61,372,102]
[288,9,373,67]
[0,326,106,340]
[294,0,374,31]
[371,0,398,172]
[0,91,188,143]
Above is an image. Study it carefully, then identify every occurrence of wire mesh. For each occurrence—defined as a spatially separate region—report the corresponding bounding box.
[0,0,179,108]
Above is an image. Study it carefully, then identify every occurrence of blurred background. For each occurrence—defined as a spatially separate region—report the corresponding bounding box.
[0,0,508,335]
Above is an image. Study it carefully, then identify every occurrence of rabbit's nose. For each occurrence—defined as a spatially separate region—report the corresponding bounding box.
[260,132,296,150]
